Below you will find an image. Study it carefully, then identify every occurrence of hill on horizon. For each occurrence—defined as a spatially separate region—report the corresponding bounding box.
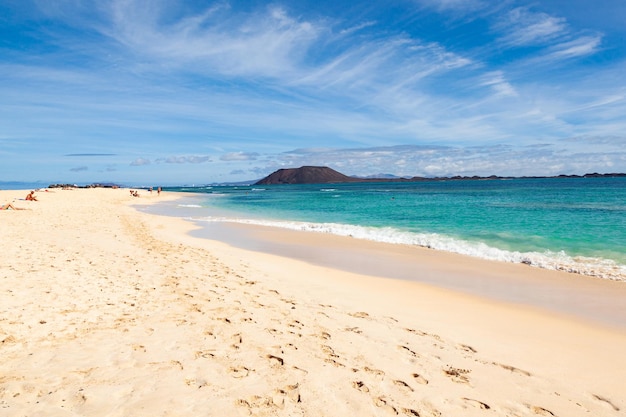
[254,166,359,185]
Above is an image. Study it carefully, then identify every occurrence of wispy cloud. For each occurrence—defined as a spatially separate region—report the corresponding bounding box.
[338,21,377,36]
[547,35,602,59]
[104,2,320,78]
[66,153,117,157]
[415,0,488,15]
[294,37,473,94]
[479,71,517,97]
[489,6,603,67]
[157,155,212,164]
[494,7,567,47]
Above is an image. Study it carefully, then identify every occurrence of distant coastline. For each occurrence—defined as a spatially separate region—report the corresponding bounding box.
[1,170,624,191]
[254,165,626,185]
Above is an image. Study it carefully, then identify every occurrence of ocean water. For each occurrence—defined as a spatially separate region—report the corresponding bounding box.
[166,177,626,282]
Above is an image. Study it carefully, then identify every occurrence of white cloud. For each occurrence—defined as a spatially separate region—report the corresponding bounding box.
[220,152,260,161]
[104,1,320,78]
[158,155,212,164]
[339,21,377,36]
[495,7,567,47]
[295,37,472,92]
[562,136,626,147]
[416,0,487,14]
[96,0,476,118]
[548,35,602,59]
[186,155,212,164]
[479,71,517,97]
[130,158,151,166]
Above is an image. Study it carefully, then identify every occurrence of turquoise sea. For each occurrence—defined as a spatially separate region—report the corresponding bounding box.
[166,177,626,282]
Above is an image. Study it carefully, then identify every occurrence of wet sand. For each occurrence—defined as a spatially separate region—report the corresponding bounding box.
[144,198,626,330]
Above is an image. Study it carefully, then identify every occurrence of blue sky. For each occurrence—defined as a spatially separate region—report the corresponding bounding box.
[1,0,626,185]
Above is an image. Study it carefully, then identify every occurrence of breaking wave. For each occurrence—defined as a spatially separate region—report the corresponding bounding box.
[192,216,626,282]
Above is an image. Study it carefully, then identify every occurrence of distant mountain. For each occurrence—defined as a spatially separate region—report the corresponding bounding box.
[359,173,405,179]
[255,166,359,185]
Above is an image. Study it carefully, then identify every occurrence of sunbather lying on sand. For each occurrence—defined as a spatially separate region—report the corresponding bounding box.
[1,203,25,210]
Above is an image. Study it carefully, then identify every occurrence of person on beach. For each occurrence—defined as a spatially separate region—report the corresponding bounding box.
[25,191,37,201]
[1,203,25,210]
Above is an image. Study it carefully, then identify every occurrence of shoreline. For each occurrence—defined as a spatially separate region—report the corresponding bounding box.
[190,220,626,330]
[2,188,626,416]
[140,193,626,330]
[143,188,626,283]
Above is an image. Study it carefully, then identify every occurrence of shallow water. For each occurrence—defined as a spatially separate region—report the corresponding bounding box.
[163,177,626,281]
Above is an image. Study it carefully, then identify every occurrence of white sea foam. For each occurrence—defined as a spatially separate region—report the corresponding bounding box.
[193,216,626,282]
[178,204,203,208]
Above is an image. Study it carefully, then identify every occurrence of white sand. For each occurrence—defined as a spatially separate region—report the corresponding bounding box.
[1,188,625,416]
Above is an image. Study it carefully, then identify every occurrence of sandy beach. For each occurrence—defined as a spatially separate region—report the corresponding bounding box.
[1,187,625,417]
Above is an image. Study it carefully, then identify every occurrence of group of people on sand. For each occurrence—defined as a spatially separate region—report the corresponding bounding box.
[1,190,37,210]
[130,187,162,198]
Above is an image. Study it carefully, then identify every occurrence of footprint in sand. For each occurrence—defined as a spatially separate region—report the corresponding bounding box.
[363,366,385,379]
[288,320,304,329]
[592,394,620,411]
[412,373,429,385]
[228,366,250,378]
[397,345,418,357]
[493,362,532,376]
[324,358,345,368]
[2,335,17,345]
[530,405,555,416]
[353,381,370,393]
[457,344,477,353]
[273,383,301,405]
[345,327,363,334]
[266,328,283,336]
[393,380,414,392]
[194,350,215,359]
[349,311,370,319]
[443,367,470,384]
[373,397,398,415]
[462,398,490,409]
[267,354,284,367]
[320,345,339,358]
